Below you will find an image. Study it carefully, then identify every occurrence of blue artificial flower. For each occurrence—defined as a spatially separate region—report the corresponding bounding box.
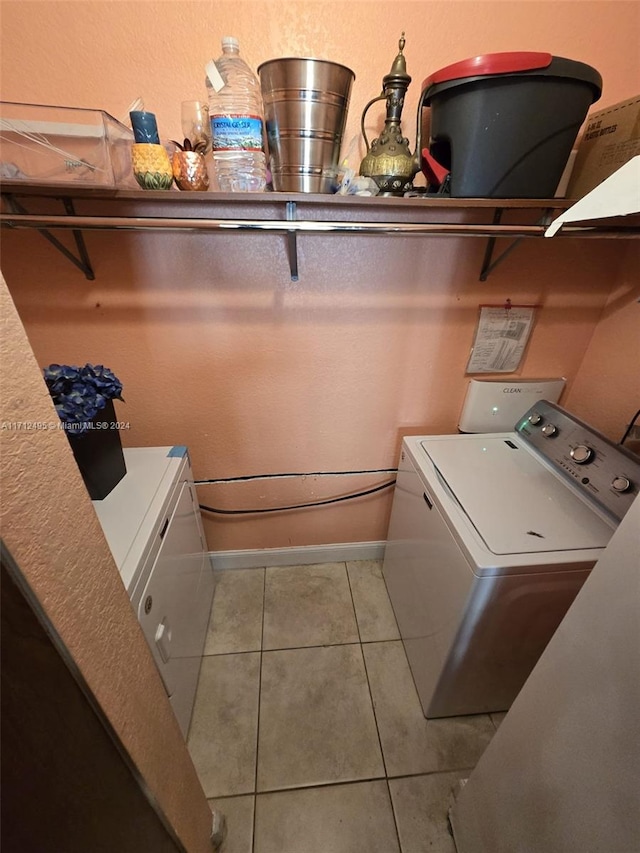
[44,364,81,384]
[43,362,125,438]
[80,363,124,401]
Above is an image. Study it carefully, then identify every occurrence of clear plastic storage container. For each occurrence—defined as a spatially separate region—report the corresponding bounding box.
[0,101,136,187]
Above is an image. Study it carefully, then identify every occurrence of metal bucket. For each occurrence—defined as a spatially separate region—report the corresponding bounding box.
[258,58,355,193]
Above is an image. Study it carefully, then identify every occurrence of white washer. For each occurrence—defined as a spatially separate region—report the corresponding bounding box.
[93,446,215,736]
[383,402,640,718]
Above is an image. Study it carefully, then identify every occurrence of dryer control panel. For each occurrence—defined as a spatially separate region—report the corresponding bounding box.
[516,401,640,522]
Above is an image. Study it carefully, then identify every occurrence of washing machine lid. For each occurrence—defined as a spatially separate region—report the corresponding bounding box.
[420,436,614,555]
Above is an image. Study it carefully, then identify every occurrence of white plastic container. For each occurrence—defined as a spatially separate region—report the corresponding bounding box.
[206,36,266,192]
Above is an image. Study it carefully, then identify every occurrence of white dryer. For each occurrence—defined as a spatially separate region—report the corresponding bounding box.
[93,446,215,736]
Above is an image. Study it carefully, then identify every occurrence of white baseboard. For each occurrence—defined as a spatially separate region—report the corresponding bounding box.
[209,541,386,570]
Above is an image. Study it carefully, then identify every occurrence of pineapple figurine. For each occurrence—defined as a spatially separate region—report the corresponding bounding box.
[129,109,174,190]
[131,143,174,190]
[171,138,209,191]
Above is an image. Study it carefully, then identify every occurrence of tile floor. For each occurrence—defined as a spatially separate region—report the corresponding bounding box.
[188,560,500,853]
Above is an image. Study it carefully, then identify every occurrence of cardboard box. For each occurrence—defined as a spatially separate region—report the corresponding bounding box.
[567,95,640,199]
[0,101,136,187]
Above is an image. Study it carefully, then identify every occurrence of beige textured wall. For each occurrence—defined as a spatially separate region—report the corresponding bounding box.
[565,243,640,441]
[0,275,212,852]
[1,0,637,155]
[1,1,638,551]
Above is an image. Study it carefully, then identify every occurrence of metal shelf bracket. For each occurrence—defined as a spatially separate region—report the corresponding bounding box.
[479,208,555,281]
[2,190,636,284]
[2,194,95,281]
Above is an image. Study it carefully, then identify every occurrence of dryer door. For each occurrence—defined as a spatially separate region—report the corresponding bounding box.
[136,481,208,717]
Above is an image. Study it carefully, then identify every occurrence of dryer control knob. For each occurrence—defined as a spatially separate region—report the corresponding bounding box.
[612,476,631,493]
[570,445,594,464]
[541,423,557,437]
[528,412,543,426]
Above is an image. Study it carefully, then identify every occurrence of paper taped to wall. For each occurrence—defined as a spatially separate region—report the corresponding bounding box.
[466,306,535,374]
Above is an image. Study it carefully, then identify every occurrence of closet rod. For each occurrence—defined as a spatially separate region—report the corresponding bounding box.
[1,213,638,238]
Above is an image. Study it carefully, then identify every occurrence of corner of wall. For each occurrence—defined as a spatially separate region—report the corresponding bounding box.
[0,272,213,853]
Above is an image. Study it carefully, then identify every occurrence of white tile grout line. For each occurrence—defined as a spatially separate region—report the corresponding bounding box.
[211,767,481,801]
[251,567,266,853]
[344,562,404,853]
[379,564,402,638]
[206,564,491,848]
[202,637,401,657]
[203,640,249,658]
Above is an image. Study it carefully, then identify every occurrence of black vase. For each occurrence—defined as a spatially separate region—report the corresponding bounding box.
[67,399,126,500]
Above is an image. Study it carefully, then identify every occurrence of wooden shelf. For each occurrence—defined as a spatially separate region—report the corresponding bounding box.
[1,182,638,282]
[0,181,574,208]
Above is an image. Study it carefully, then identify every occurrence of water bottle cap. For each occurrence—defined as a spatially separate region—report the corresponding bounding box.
[222,36,239,51]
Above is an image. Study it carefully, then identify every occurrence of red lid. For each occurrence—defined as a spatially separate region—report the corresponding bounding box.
[422,51,553,91]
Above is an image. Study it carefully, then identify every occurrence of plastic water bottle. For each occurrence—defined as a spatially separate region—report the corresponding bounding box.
[206,36,267,192]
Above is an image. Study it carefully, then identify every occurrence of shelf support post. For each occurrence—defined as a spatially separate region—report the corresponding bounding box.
[286,201,299,281]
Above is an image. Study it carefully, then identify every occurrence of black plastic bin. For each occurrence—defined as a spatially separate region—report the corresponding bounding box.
[420,52,602,198]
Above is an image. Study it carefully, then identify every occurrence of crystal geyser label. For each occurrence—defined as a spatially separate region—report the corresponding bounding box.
[211,115,263,151]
